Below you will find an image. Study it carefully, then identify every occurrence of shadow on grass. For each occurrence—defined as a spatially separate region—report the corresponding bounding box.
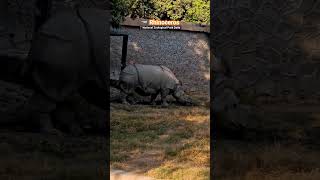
[214,104,320,180]
[0,130,108,179]
[110,99,210,179]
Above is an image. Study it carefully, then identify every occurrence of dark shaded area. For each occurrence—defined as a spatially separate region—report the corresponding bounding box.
[0,0,8,28]
[211,0,320,179]
[0,0,111,179]
[0,56,27,85]
[0,131,108,179]
[79,80,108,110]
[34,0,52,31]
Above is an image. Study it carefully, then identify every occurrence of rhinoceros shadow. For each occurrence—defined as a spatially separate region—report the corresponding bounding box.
[111,97,196,107]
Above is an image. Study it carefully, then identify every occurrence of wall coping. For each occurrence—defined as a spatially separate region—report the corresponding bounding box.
[120,17,210,33]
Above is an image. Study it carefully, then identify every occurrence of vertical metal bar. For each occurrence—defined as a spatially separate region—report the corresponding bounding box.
[121,34,128,70]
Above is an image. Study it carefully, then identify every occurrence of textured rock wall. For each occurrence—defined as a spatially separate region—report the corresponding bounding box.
[212,0,320,104]
[111,27,210,94]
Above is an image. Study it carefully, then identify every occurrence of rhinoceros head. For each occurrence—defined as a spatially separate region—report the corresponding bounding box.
[174,84,185,97]
[174,84,195,106]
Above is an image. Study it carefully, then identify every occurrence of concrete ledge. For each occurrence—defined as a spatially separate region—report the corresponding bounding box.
[121,17,210,33]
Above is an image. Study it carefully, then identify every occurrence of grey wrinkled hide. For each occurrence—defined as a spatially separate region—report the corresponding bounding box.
[121,64,180,91]
[23,8,109,135]
[118,64,189,106]
[212,56,239,112]
[28,8,108,102]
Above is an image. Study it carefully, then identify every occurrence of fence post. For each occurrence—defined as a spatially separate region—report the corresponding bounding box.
[121,34,128,70]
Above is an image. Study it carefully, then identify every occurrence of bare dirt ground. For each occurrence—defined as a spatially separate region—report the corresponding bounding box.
[215,104,320,180]
[111,169,154,180]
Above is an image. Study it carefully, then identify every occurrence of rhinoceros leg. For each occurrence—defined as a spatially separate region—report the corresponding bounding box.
[60,93,107,135]
[150,93,158,105]
[26,93,61,135]
[53,98,83,136]
[160,89,170,107]
[119,82,135,105]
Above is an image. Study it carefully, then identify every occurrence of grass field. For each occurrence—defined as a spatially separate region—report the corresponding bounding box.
[215,105,320,180]
[0,131,107,180]
[216,140,320,180]
[110,93,210,179]
[0,80,108,180]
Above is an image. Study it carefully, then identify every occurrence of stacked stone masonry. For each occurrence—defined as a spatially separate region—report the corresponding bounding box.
[212,0,320,104]
[110,27,210,95]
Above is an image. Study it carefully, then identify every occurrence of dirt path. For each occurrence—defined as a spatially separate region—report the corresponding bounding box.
[111,169,154,180]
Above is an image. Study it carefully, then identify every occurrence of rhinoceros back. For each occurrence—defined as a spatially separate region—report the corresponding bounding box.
[77,8,109,89]
[121,64,179,90]
[159,65,180,84]
[30,10,87,65]
[29,10,88,102]
[29,8,109,102]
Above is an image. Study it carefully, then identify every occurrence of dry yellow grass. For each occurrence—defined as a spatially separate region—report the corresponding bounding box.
[244,170,320,180]
[213,103,320,180]
[110,94,210,179]
[215,139,320,180]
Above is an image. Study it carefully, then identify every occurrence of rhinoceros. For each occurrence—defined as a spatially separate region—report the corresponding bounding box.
[20,7,109,135]
[116,64,192,106]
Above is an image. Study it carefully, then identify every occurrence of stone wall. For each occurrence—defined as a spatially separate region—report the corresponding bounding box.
[212,0,320,105]
[111,26,210,94]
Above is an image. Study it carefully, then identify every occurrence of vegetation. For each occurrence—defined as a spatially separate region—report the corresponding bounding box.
[216,105,320,180]
[0,132,108,179]
[110,92,210,179]
[216,140,320,180]
[111,0,210,27]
